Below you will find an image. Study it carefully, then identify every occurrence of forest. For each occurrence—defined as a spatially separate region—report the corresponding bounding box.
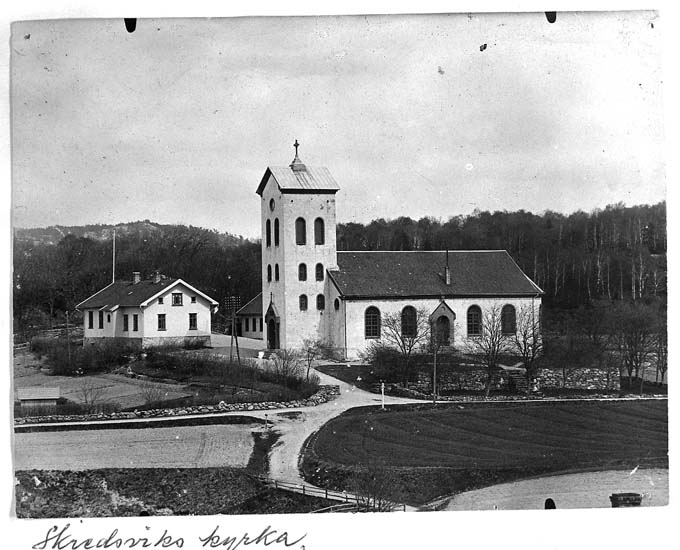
[12,201,666,339]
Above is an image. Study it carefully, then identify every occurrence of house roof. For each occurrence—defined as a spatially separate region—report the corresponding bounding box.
[236,293,262,317]
[256,165,340,196]
[328,251,544,299]
[17,387,60,401]
[76,278,219,310]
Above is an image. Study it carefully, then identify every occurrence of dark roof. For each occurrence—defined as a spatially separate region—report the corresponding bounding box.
[328,251,543,299]
[256,165,340,195]
[236,293,262,316]
[77,278,180,309]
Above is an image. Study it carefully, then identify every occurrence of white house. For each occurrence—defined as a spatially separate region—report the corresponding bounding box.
[255,143,544,360]
[76,271,219,348]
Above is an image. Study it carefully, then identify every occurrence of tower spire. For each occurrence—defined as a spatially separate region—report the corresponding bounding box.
[290,139,306,171]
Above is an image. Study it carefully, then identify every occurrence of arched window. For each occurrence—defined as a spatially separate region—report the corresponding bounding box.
[267,264,272,283]
[295,217,306,245]
[275,264,280,281]
[274,218,280,246]
[401,306,417,338]
[501,305,516,334]
[265,220,271,247]
[299,295,308,311]
[334,298,340,311]
[316,294,325,311]
[298,263,307,281]
[365,306,381,339]
[315,263,324,281]
[314,217,325,245]
[467,305,482,336]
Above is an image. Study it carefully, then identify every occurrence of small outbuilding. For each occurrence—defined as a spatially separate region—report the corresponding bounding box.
[17,387,60,410]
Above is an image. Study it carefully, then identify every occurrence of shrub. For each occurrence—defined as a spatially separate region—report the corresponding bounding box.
[38,338,137,375]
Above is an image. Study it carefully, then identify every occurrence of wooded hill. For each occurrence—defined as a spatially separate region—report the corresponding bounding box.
[13,202,666,336]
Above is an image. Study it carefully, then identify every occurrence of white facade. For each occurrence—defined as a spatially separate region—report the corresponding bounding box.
[260,172,338,350]
[80,280,217,348]
[256,150,542,360]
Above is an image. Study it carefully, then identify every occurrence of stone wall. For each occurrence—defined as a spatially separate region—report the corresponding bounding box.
[538,367,620,391]
[411,365,620,393]
[14,385,340,425]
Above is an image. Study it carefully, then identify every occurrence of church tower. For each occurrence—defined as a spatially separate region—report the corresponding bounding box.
[256,141,340,350]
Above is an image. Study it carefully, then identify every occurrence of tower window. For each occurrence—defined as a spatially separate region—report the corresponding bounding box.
[295,217,306,245]
[315,263,324,281]
[266,219,271,247]
[267,264,272,283]
[299,294,308,311]
[314,218,325,245]
[275,264,280,281]
[274,218,280,246]
[316,294,325,311]
[298,263,307,281]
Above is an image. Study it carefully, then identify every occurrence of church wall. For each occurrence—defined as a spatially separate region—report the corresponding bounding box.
[280,192,337,349]
[343,296,541,360]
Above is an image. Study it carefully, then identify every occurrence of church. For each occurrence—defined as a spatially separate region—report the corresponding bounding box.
[242,142,543,360]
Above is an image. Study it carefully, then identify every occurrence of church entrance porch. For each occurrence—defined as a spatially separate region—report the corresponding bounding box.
[266,318,280,350]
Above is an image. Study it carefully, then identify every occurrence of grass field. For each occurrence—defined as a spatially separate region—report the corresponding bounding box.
[301,399,668,505]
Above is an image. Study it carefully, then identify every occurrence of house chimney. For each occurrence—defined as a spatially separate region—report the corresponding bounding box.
[445,250,451,286]
[153,270,161,284]
[132,271,141,285]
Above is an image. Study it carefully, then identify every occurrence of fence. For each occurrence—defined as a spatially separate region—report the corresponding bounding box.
[257,476,407,512]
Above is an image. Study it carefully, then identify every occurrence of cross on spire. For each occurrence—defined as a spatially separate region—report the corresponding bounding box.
[290,139,306,171]
[294,139,300,156]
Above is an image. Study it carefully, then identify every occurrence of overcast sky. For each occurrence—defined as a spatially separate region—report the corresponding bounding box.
[10,11,665,238]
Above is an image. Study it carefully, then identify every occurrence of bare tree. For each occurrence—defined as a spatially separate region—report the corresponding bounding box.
[511,305,543,394]
[655,329,667,385]
[140,381,166,405]
[78,380,107,413]
[463,304,511,397]
[612,301,657,392]
[380,308,431,387]
[271,349,303,385]
[300,337,325,383]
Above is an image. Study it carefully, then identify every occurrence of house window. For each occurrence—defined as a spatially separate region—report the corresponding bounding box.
[189,313,197,330]
[298,263,307,281]
[295,217,306,245]
[315,263,324,281]
[275,264,280,281]
[158,314,166,331]
[316,294,325,311]
[401,306,417,338]
[172,293,183,306]
[245,318,249,332]
[467,306,482,336]
[274,218,280,246]
[501,305,517,334]
[133,314,138,332]
[88,311,93,329]
[334,298,340,311]
[123,314,129,332]
[99,311,104,329]
[299,294,308,311]
[158,297,164,305]
[259,318,263,331]
[107,314,111,323]
[267,264,272,282]
[314,218,325,245]
[266,219,271,247]
[191,296,196,303]
[365,306,381,339]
